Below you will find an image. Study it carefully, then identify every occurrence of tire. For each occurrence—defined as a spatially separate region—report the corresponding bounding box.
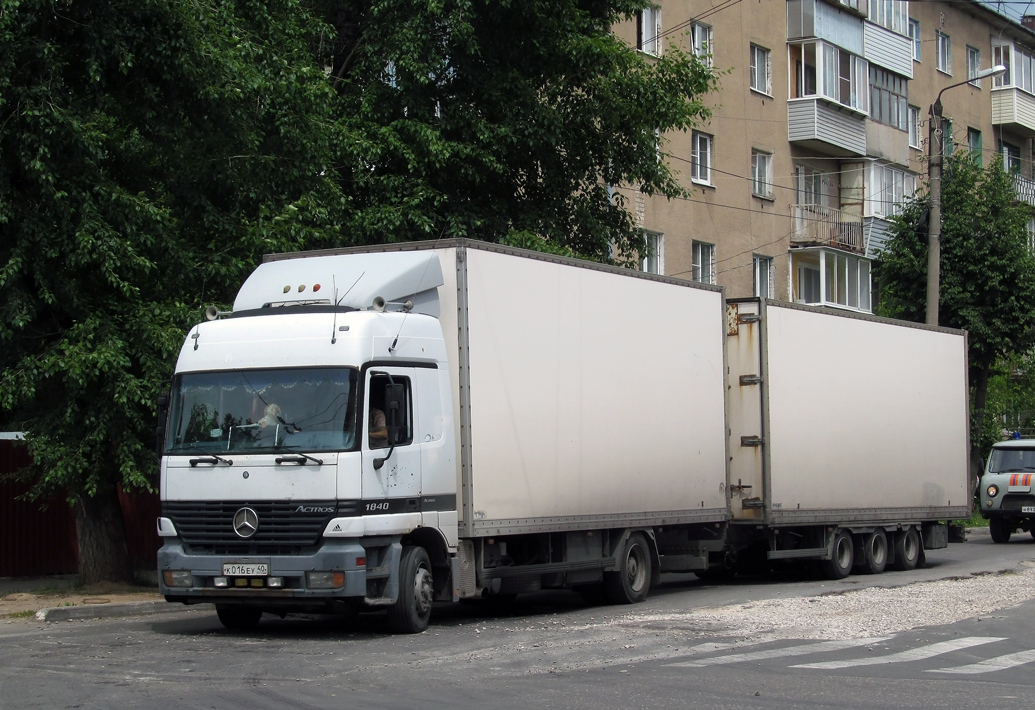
[892,527,921,570]
[387,546,434,634]
[215,605,263,631]
[989,517,1013,544]
[604,532,652,604]
[821,530,853,580]
[861,528,888,575]
[1030,527,1035,541]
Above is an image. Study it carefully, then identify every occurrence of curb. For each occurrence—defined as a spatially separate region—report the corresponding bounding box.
[35,600,209,622]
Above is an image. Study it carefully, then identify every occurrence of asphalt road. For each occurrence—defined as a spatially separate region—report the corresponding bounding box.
[3,530,1035,710]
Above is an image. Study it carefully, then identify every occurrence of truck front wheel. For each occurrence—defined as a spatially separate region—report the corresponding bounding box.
[604,532,652,604]
[388,546,434,633]
[989,517,1013,544]
[216,605,263,631]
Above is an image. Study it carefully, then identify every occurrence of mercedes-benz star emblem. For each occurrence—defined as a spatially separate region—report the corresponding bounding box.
[233,507,259,538]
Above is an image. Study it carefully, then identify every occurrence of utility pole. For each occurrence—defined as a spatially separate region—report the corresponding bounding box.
[926,102,943,326]
[925,65,1006,327]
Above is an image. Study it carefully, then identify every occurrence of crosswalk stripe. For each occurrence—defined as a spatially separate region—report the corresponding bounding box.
[792,637,1007,670]
[927,649,1035,675]
[668,637,891,668]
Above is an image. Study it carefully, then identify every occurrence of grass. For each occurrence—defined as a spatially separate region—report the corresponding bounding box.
[954,511,988,528]
[1,610,37,619]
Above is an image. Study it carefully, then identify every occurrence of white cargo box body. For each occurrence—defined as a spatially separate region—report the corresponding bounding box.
[427,243,730,536]
[729,299,970,525]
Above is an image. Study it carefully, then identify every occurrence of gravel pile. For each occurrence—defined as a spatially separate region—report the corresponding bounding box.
[622,562,1035,640]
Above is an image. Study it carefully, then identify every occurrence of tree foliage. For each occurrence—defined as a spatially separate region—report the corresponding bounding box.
[311,0,718,263]
[877,152,1035,468]
[0,0,342,581]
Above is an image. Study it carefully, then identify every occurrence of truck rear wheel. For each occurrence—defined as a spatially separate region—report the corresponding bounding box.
[821,530,853,580]
[989,517,1012,544]
[861,528,888,574]
[604,533,652,604]
[388,545,434,634]
[892,527,921,570]
[216,605,263,631]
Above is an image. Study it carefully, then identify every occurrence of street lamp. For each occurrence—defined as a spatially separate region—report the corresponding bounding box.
[926,64,1007,326]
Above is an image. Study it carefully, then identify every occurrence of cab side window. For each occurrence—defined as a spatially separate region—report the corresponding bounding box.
[367,374,413,449]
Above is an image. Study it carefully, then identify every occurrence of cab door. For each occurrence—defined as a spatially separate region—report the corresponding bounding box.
[361,369,422,514]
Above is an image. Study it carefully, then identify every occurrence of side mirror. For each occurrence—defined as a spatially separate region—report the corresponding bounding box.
[156,390,171,457]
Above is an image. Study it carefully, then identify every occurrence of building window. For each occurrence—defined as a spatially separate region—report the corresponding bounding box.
[909,19,921,62]
[1002,141,1022,174]
[750,44,772,95]
[967,46,981,86]
[941,118,954,157]
[789,41,868,113]
[751,150,774,198]
[968,128,982,165]
[867,164,916,218]
[868,0,908,35]
[691,22,712,67]
[994,43,1035,93]
[794,251,872,312]
[908,105,920,148]
[869,67,908,131]
[795,165,828,206]
[937,31,952,74]
[637,6,662,57]
[692,241,716,284]
[691,131,712,184]
[993,44,1012,88]
[641,231,664,274]
[754,256,774,298]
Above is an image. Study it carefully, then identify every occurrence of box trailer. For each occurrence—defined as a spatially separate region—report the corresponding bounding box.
[156,240,969,632]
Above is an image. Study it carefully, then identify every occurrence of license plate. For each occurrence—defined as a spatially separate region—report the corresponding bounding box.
[1022,506,1035,514]
[223,563,269,576]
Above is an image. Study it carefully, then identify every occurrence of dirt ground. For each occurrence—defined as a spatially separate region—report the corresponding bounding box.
[0,582,163,618]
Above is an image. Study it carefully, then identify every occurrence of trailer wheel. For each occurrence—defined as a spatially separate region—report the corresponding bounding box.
[604,533,652,604]
[989,517,1013,544]
[861,528,888,575]
[821,530,853,580]
[388,546,434,634]
[215,605,263,631]
[892,527,921,570]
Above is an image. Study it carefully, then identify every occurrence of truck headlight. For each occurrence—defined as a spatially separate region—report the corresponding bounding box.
[986,484,1000,497]
[307,571,345,589]
[163,570,193,588]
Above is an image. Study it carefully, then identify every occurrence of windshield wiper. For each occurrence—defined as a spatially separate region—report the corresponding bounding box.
[188,452,234,467]
[996,466,1035,473]
[274,450,324,466]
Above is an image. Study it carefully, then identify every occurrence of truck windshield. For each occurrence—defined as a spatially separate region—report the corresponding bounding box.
[988,448,1035,473]
[165,368,358,454]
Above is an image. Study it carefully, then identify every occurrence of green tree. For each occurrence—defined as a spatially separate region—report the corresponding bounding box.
[0,0,342,582]
[877,152,1035,481]
[312,0,718,262]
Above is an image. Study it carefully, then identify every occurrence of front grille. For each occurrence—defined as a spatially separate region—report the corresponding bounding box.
[164,501,345,555]
[1001,494,1035,511]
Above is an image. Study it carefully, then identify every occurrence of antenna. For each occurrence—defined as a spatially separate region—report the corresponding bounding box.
[331,276,338,344]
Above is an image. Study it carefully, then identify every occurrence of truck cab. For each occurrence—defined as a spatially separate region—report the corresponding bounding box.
[979,439,1035,543]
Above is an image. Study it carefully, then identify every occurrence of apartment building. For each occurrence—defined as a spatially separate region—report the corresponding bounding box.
[617,0,1035,313]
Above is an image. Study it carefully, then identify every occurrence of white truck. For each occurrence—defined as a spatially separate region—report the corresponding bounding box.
[157,240,970,632]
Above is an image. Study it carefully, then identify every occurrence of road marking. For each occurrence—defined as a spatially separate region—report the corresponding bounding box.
[792,637,1007,669]
[927,649,1035,675]
[668,637,891,667]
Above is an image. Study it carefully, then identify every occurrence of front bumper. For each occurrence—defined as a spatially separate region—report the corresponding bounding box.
[158,539,400,606]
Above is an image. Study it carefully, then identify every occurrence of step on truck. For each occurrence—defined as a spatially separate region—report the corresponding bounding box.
[156,240,970,632]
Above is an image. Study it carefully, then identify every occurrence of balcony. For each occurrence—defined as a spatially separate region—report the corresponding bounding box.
[791,204,865,253]
[1015,174,1035,206]
[788,99,867,156]
[991,87,1035,138]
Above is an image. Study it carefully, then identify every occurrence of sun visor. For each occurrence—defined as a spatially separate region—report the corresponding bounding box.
[233,251,445,317]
